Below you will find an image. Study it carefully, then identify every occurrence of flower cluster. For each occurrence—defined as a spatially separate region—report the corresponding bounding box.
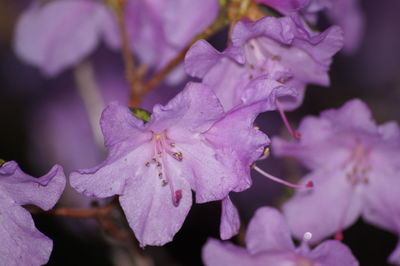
[2,0,398,265]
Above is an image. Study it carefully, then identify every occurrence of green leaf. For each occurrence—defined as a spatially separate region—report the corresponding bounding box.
[129,108,151,123]
[0,159,5,167]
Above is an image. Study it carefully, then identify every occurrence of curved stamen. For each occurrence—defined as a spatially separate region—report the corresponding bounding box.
[276,100,301,140]
[155,134,183,206]
[253,165,313,189]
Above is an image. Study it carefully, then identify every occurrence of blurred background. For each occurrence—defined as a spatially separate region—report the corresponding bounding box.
[0,0,399,265]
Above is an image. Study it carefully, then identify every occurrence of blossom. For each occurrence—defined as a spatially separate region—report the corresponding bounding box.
[202,207,358,266]
[14,0,119,76]
[185,15,343,111]
[70,81,270,246]
[273,99,400,264]
[0,161,66,266]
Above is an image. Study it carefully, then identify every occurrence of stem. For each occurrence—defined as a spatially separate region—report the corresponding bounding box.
[73,61,105,148]
[111,0,143,107]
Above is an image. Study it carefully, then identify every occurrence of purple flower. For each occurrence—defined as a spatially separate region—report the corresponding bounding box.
[70,82,269,246]
[185,15,343,111]
[302,0,365,53]
[203,207,359,266]
[273,99,400,264]
[126,0,219,72]
[14,0,119,76]
[0,161,66,265]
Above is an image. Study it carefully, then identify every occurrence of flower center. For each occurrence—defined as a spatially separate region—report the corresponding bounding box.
[144,132,184,206]
[345,144,371,185]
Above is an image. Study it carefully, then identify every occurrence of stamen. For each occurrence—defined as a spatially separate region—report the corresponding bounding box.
[272,55,281,61]
[278,77,287,84]
[276,100,301,140]
[334,232,343,241]
[172,152,183,161]
[145,162,150,167]
[154,133,182,206]
[174,190,182,206]
[258,147,270,161]
[253,165,313,189]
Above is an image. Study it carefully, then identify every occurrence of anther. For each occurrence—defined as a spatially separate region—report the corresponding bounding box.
[249,74,254,80]
[156,162,161,167]
[249,64,255,69]
[162,180,168,186]
[170,143,176,147]
[258,147,270,161]
[272,55,281,61]
[173,190,183,206]
[172,152,183,161]
[145,162,150,167]
[158,172,163,177]
[259,67,266,72]
[334,232,343,241]
[152,158,157,162]
[278,77,287,84]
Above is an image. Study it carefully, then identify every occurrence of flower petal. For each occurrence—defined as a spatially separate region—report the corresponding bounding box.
[246,207,295,255]
[0,161,65,210]
[220,196,240,240]
[100,102,147,148]
[283,169,363,243]
[14,1,118,76]
[147,82,225,134]
[0,198,53,266]
[307,240,359,266]
[70,141,153,198]
[119,156,192,246]
[204,101,270,193]
[202,238,260,266]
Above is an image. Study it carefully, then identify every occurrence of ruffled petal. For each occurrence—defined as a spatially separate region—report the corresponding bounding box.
[320,99,377,134]
[204,101,270,193]
[100,102,147,148]
[184,40,222,79]
[147,82,225,134]
[0,161,65,210]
